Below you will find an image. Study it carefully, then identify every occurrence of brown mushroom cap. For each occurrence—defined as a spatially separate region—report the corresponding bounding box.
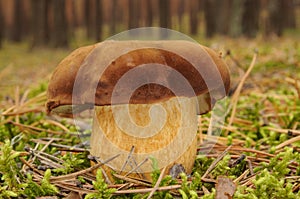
[46,40,230,115]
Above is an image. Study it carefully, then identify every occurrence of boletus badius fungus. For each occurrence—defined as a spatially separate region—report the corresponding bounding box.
[46,40,230,180]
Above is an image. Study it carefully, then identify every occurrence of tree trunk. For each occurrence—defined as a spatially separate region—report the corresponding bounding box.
[85,0,103,41]
[52,0,68,48]
[177,0,185,31]
[128,0,139,30]
[268,0,283,36]
[159,0,171,29]
[65,0,75,39]
[159,0,171,38]
[0,0,3,48]
[95,0,103,41]
[281,0,296,29]
[228,0,244,37]
[31,0,49,47]
[85,0,94,39]
[189,0,199,35]
[242,0,260,38]
[109,0,117,35]
[215,0,232,35]
[145,0,153,27]
[11,0,23,42]
[203,0,217,37]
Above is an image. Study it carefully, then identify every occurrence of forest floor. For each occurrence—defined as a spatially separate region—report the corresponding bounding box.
[0,35,299,198]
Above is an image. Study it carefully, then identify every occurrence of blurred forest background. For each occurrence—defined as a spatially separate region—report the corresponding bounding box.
[1,0,300,49]
[1,0,300,98]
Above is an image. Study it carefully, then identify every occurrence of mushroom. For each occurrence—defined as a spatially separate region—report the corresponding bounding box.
[46,40,230,180]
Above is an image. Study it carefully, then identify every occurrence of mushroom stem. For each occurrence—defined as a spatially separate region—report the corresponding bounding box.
[90,97,198,180]
[91,97,197,180]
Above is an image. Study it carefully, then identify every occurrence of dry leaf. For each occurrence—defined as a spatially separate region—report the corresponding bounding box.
[216,176,236,199]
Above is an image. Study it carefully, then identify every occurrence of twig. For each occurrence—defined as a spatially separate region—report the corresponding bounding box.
[81,173,96,183]
[124,158,149,177]
[276,135,300,150]
[265,127,300,136]
[26,146,64,164]
[1,105,17,116]
[147,166,167,199]
[1,108,43,116]
[14,91,47,110]
[20,89,30,105]
[226,49,243,68]
[213,146,275,158]
[198,116,204,144]
[100,167,112,185]
[50,154,119,183]
[114,185,181,195]
[55,181,95,194]
[113,174,151,187]
[247,160,254,175]
[202,185,210,195]
[200,134,246,146]
[121,146,135,172]
[31,139,88,152]
[286,77,300,100]
[205,154,270,164]
[41,119,71,133]
[20,157,44,177]
[234,169,249,183]
[9,121,64,135]
[30,138,56,164]
[14,86,20,124]
[226,52,258,135]
[117,183,132,191]
[35,153,64,169]
[292,183,300,192]
[201,145,231,182]
[240,174,256,187]
[119,146,145,179]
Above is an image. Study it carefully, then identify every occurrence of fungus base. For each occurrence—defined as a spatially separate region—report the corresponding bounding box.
[90,97,198,180]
